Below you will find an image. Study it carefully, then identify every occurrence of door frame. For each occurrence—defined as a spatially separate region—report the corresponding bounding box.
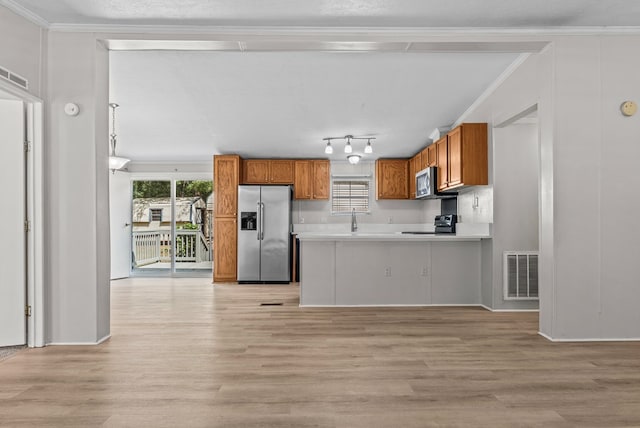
[123,171,213,278]
[0,80,45,348]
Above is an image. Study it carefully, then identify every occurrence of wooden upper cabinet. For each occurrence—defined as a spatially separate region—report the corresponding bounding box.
[436,137,449,191]
[269,160,295,183]
[409,156,416,199]
[420,147,429,170]
[427,144,437,167]
[243,159,269,183]
[376,159,409,200]
[243,159,294,184]
[293,159,329,200]
[447,126,463,188]
[437,123,488,192]
[312,160,330,199]
[409,154,421,199]
[293,160,312,199]
[214,155,240,217]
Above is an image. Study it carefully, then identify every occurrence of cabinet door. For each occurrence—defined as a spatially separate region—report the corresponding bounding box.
[376,159,409,199]
[420,147,429,170]
[269,160,294,184]
[409,155,417,199]
[447,127,462,187]
[214,155,239,216]
[213,217,237,282]
[436,138,448,191]
[243,159,269,183]
[312,160,330,199]
[427,144,437,167]
[293,160,312,199]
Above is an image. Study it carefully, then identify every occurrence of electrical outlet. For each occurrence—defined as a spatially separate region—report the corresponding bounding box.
[388,216,393,224]
[384,267,391,277]
[300,217,305,224]
[421,267,428,276]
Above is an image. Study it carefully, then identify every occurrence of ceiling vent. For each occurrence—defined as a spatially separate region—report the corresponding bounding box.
[503,251,539,300]
[0,65,28,90]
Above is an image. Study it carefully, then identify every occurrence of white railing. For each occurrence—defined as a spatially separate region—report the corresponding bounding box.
[132,229,211,267]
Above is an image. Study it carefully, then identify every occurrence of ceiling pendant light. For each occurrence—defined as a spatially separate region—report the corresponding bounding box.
[324,139,333,154]
[344,135,353,154]
[364,138,373,154]
[347,154,361,164]
[108,103,130,174]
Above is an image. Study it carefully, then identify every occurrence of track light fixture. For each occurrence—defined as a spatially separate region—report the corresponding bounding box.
[322,135,375,161]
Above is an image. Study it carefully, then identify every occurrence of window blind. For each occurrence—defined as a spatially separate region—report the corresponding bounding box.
[332,180,370,213]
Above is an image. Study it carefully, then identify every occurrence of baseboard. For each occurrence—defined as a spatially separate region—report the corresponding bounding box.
[480,304,540,312]
[48,334,111,346]
[538,331,640,342]
[299,303,484,308]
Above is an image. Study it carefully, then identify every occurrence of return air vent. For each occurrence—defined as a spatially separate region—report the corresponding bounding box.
[0,65,28,90]
[503,251,539,300]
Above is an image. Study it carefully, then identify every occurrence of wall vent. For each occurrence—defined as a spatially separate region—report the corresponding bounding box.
[0,65,28,90]
[503,251,539,300]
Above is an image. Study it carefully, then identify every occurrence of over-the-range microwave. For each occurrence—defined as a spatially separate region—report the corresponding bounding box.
[416,167,457,199]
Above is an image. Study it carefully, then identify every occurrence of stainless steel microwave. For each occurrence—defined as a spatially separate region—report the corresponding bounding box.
[416,167,457,199]
[416,167,436,198]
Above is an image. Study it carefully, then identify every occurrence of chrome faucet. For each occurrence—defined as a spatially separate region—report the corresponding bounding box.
[351,208,358,232]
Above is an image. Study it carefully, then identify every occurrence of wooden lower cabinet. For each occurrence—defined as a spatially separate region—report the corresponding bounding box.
[213,217,237,282]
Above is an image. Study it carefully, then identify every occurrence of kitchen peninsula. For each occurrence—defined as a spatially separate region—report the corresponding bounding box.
[298,231,490,306]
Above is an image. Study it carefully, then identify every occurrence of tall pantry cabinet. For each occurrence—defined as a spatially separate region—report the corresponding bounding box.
[213,155,240,282]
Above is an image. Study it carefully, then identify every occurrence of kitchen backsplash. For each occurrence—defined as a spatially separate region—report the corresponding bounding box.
[457,185,493,224]
[292,160,440,226]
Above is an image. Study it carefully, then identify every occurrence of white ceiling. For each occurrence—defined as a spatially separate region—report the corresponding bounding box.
[110,50,519,162]
[6,0,640,163]
[7,0,640,27]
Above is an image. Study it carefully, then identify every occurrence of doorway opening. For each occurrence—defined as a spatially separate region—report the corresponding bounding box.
[0,83,44,348]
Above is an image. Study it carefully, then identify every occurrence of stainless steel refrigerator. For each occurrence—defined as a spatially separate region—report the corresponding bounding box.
[237,185,291,283]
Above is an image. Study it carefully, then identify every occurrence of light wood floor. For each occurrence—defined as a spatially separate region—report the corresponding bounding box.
[2,278,640,427]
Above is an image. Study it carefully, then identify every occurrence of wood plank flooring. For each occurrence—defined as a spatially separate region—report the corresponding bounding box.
[2,278,640,427]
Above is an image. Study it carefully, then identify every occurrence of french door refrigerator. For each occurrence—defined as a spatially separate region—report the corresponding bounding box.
[237,185,291,283]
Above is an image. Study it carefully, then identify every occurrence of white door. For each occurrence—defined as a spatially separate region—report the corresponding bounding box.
[0,99,26,346]
[110,172,131,279]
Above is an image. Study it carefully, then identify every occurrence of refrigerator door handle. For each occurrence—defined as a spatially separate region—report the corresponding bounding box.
[256,202,261,240]
[260,202,265,240]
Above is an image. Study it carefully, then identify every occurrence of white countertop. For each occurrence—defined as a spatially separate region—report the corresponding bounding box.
[297,231,490,241]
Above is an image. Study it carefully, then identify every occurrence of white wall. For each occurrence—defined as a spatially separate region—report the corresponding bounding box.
[549,36,640,339]
[0,6,46,98]
[293,160,441,232]
[461,36,640,338]
[46,32,110,344]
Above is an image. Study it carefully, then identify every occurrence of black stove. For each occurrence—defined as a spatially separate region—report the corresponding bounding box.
[434,214,457,234]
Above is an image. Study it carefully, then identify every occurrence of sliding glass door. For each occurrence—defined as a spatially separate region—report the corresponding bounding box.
[130,179,212,276]
[174,180,213,274]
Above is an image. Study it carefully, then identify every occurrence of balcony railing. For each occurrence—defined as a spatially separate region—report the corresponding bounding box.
[132,229,211,267]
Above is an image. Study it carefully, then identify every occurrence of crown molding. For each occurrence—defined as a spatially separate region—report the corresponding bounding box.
[45,23,640,37]
[0,0,49,28]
